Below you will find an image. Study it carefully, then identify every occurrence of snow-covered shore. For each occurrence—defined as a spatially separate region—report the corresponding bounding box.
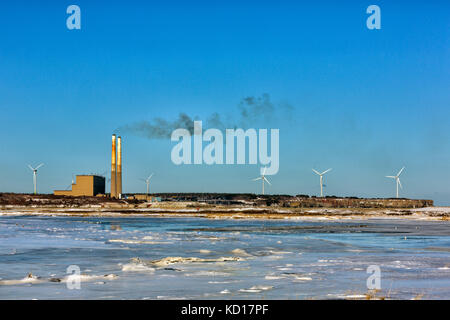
[0,205,449,221]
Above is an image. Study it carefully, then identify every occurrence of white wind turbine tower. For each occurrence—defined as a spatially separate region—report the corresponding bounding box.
[27,163,44,195]
[252,167,271,195]
[312,168,332,197]
[386,167,405,198]
[141,173,154,196]
[65,174,75,191]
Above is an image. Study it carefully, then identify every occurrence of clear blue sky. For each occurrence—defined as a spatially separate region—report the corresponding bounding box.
[0,1,449,204]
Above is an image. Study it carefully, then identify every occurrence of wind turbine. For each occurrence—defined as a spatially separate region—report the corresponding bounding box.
[141,173,154,196]
[65,174,75,190]
[386,167,405,198]
[27,163,44,195]
[312,168,332,197]
[252,167,271,195]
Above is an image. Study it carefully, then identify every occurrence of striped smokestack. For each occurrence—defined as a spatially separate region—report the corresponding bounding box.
[117,136,122,199]
[111,134,117,198]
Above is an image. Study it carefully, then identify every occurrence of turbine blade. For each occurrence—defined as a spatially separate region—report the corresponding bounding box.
[36,163,44,170]
[312,169,320,175]
[147,173,154,180]
[385,176,395,178]
[262,167,267,175]
[397,166,405,177]
[28,165,34,171]
[252,177,262,181]
[321,168,332,175]
[264,177,271,185]
[398,178,403,189]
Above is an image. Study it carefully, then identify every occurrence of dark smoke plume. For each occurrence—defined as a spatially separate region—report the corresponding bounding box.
[238,93,274,125]
[118,94,294,139]
[118,113,196,139]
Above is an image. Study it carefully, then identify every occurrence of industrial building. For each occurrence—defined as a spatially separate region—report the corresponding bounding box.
[54,175,105,197]
[53,134,123,198]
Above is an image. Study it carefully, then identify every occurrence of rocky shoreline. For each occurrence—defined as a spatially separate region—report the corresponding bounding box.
[1,204,449,221]
[0,193,447,220]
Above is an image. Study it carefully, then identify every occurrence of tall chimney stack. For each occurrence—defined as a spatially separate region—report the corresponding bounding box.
[111,134,117,198]
[117,136,122,199]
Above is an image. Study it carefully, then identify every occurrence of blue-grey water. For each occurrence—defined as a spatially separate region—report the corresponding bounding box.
[0,215,449,299]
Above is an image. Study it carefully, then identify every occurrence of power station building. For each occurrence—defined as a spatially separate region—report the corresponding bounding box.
[54,134,122,198]
[54,175,105,197]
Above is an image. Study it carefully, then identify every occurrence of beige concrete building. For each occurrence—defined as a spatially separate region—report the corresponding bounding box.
[54,175,105,197]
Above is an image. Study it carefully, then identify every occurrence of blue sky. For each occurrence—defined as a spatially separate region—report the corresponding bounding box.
[0,1,449,204]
